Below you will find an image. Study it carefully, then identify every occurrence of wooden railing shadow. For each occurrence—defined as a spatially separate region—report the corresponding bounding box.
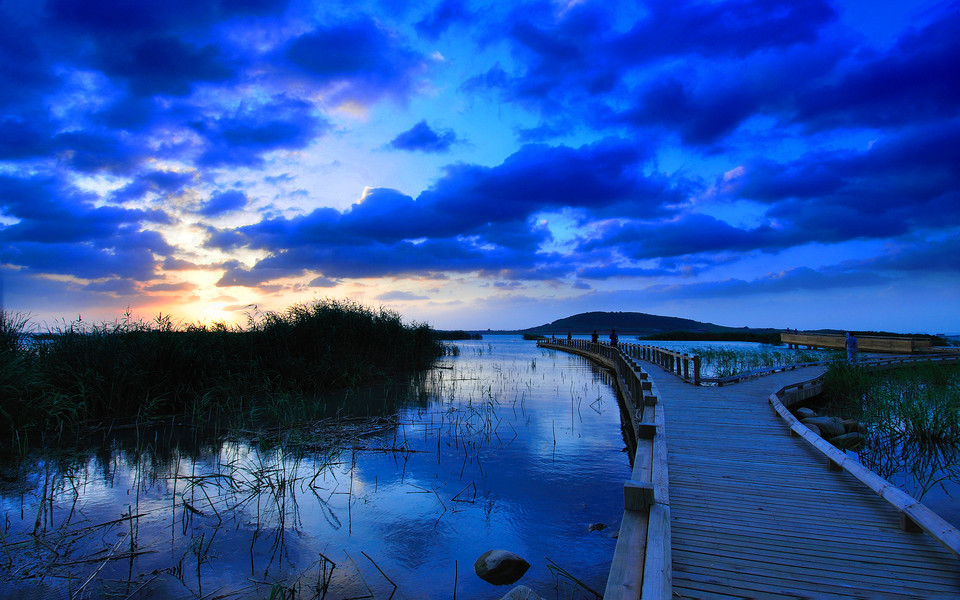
[537,339,671,600]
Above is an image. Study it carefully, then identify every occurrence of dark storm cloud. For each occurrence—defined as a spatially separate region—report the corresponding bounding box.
[113,170,196,202]
[617,77,763,146]
[738,120,960,241]
[796,10,960,129]
[0,116,55,159]
[203,138,682,285]
[388,121,458,153]
[577,265,681,280]
[581,215,779,260]
[192,96,328,167]
[283,16,427,103]
[614,0,836,62]
[0,175,172,280]
[216,237,532,286]
[645,266,891,300]
[51,130,152,175]
[197,190,249,216]
[47,0,287,35]
[415,0,474,40]
[94,36,237,98]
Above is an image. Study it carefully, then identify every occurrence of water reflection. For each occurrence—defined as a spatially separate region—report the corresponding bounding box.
[0,336,630,599]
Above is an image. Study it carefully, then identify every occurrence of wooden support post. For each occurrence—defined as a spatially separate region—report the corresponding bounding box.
[637,422,657,439]
[643,394,657,406]
[900,512,922,532]
[693,355,701,385]
[624,480,655,511]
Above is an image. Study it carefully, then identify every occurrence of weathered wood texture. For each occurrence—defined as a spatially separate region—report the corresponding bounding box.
[781,332,933,353]
[644,364,960,599]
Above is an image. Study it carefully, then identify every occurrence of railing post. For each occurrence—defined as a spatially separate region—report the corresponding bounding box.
[693,355,700,385]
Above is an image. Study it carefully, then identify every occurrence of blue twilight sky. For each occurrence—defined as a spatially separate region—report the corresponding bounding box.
[1,0,958,333]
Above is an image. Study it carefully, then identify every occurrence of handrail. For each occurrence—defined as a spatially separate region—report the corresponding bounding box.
[537,339,671,600]
[769,380,960,557]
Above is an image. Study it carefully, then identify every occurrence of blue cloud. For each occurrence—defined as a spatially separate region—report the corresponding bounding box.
[415,0,474,40]
[283,16,426,104]
[96,36,237,97]
[113,170,195,202]
[796,10,960,130]
[198,190,249,216]
[192,96,329,167]
[389,121,458,153]
[0,175,172,280]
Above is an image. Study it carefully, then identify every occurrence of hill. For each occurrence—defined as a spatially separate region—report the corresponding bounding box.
[521,311,761,336]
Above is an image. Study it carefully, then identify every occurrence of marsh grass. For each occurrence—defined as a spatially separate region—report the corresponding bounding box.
[691,345,831,379]
[819,361,960,504]
[0,300,443,449]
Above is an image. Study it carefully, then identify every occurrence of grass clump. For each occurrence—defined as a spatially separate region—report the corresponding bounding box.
[863,364,960,443]
[691,345,831,379]
[0,300,444,448]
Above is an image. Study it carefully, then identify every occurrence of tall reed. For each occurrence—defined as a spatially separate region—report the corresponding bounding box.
[0,300,444,448]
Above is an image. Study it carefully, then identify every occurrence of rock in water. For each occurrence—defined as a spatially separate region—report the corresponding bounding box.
[795,407,817,419]
[588,522,606,532]
[831,432,863,449]
[474,550,531,585]
[801,416,845,438]
[500,585,544,600]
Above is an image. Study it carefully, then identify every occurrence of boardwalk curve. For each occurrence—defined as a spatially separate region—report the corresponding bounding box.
[539,340,960,599]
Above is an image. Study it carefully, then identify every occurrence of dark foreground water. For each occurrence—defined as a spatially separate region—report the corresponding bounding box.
[0,336,631,600]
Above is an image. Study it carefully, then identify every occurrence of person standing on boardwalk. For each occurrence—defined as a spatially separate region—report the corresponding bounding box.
[845,332,858,363]
[591,330,599,344]
[609,329,618,348]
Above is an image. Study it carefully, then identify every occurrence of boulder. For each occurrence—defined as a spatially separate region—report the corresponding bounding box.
[831,432,863,449]
[801,417,845,438]
[840,418,861,433]
[803,423,822,437]
[474,550,530,586]
[499,585,544,600]
[795,407,817,419]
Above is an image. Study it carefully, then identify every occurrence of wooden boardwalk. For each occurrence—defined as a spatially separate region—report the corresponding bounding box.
[643,364,960,599]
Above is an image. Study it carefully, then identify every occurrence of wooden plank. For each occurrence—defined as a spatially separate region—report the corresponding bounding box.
[542,343,960,600]
[641,503,671,599]
[603,509,647,600]
[624,480,654,511]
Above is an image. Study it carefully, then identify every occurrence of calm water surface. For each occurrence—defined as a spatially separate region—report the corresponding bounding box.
[0,336,631,599]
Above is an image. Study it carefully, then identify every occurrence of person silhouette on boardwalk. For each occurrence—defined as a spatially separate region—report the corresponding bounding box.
[845,332,858,363]
[609,329,618,348]
[591,330,599,344]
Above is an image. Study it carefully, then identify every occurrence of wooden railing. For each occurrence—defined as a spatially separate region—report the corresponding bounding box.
[537,339,671,600]
[769,369,960,557]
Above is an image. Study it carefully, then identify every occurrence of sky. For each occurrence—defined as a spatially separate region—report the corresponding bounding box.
[1,0,958,334]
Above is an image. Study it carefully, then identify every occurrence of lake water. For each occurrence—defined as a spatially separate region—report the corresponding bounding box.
[0,336,631,599]
[3,336,954,599]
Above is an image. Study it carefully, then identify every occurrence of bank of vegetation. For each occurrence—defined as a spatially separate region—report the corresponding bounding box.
[0,300,445,449]
[822,360,960,443]
[690,345,831,378]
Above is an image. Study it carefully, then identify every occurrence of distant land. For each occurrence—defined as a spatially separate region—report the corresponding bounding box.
[452,311,949,345]
[519,311,771,336]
